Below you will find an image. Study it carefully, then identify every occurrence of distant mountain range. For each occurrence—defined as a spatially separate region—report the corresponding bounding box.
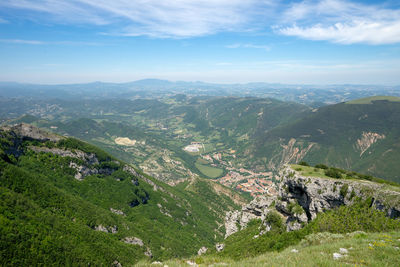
[1,79,400,105]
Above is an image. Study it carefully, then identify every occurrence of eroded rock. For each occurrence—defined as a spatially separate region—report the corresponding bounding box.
[123,237,144,246]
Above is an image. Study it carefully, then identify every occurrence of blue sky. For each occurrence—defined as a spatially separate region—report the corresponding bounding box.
[0,0,400,84]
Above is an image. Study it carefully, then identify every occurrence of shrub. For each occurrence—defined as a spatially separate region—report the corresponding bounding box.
[299,161,309,166]
[288,202,305,215]
[349,190,356,200]
[308,200,400,233]
[325,168,342,179]
[315,164,328,169]
[265,211,285,232]
[340,184,349,198]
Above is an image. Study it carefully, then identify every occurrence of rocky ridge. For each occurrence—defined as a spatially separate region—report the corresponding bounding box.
[225,165,400,237]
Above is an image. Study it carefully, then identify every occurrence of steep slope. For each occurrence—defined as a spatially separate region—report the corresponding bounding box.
[0,124,246,265]
[252,97,400,182]
[141,164,400,266]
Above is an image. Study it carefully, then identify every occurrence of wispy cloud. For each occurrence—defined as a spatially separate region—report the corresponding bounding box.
[0,39,44,45]
[0,17,8,23]
[226,43,271,51]
[0,0,275,38]
[277,0,400,45]
[0,39,102,46]
[2,0,400,44]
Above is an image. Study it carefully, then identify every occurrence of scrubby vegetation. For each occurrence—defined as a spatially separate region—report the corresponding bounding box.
[206,199,400,261]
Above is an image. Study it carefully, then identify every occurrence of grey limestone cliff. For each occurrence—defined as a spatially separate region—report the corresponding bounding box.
[225,165,400,237]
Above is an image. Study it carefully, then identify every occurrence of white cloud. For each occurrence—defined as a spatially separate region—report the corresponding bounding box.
[278,0,400,44]
[226,43,270,51]
[279,21,400,45]
[0,0,274,38]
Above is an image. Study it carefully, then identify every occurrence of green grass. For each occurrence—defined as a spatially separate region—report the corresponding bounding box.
[195,161,223,178]
[346,96,400,104]
[290,164,400,190]
[291,164,332,179]
[138,231,400,266]
[196,158,209,164]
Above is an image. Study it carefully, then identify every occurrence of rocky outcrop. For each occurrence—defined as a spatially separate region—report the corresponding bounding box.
[110,208,125,216]
[216,243,225,252]
[5,123,62,142]
[197,246,208,255]
[29,146,99,164]
[123,237,144,246]
[69,162,98,180]
[144,247,153,258]
[356,132,385,156]
[94,225,108,233]
[94,225,118,234]
[225,195,275,238]
[224,165,400,237]
[29,146,117,180]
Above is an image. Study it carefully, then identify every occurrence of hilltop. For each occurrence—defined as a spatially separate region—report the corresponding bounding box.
[346,95,400,104]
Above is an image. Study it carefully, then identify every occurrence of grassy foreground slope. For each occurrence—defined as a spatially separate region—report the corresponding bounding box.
[155,231,400,266]
[140,192,400,266]
[0,124,246,265]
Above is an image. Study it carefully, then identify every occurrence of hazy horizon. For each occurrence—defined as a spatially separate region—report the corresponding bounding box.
[1,78,399,87]
[1,1,400,85]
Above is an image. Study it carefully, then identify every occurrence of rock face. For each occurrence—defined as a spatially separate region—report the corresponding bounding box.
[225,195,274,238]
[356,131,385,156]
[224,165,400,237]
[197,246,208,255]
[267,138,315,171]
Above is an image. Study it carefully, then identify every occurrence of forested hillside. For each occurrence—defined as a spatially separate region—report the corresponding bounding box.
[251,97,400,182]
[0,124,246,265]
